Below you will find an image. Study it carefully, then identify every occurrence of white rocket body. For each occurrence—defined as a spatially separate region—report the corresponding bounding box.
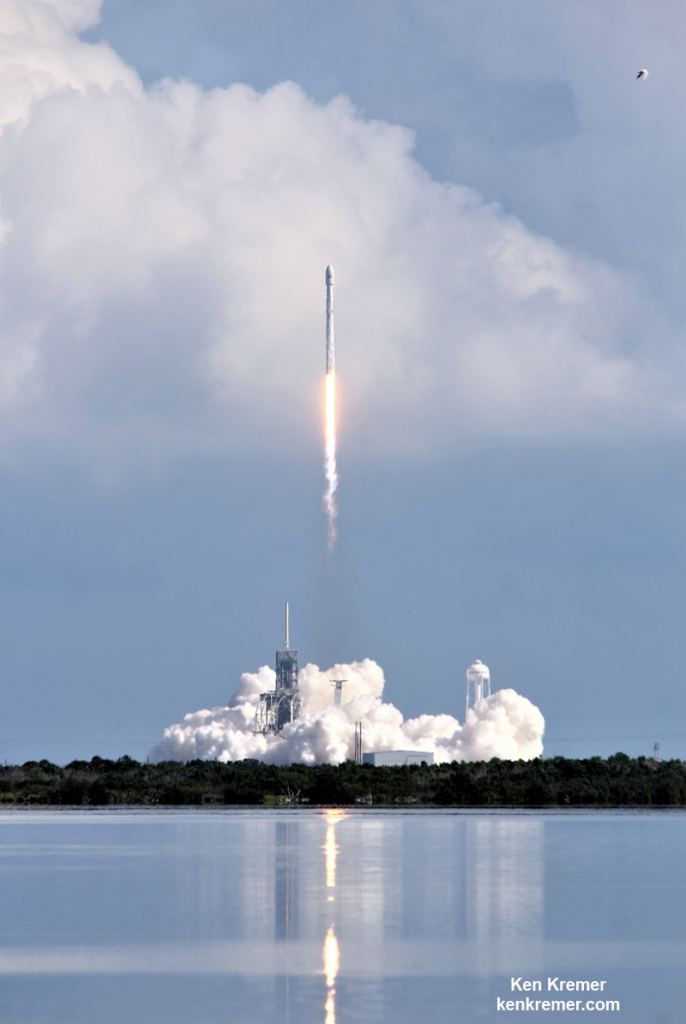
[326,265,335,374]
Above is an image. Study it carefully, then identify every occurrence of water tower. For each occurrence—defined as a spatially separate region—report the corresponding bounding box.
[465,659,491,718]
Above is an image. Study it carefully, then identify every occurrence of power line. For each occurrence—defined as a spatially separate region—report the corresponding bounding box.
[0,739,151,746]
[552,713,686,722]
[547,733,686,743]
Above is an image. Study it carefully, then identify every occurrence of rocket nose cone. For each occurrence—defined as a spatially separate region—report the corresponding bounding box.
[326,265,334,284]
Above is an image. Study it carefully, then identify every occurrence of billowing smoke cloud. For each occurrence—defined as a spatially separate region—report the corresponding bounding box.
[0,1,682,477]
[150,660,544,765]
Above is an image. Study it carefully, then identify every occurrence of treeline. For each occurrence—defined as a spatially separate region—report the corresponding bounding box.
[1,753,686,807]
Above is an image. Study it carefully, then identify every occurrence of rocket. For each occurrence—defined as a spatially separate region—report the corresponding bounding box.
[325,264,335,375]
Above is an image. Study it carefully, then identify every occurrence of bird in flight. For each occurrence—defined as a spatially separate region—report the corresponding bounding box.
[636,69,649,80]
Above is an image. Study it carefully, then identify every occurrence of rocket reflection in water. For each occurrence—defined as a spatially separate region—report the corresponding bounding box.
[322,809,346,1024]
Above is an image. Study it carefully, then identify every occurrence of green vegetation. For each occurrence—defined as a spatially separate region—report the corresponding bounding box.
[0,753,685,807]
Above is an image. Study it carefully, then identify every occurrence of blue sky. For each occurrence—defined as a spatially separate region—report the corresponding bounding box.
[2,0,686,763]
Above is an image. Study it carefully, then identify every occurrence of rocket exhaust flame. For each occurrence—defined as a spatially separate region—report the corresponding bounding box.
[323,265,338,550]
[324,371,338,550]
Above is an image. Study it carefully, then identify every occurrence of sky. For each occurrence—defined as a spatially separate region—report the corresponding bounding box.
[2,0,686,763]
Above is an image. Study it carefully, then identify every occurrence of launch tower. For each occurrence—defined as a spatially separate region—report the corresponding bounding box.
[254,603,302,734]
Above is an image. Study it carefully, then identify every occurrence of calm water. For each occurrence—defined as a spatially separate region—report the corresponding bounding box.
[0,808,684,1023]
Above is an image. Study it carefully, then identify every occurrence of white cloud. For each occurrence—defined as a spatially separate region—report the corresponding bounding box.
[0,0,135,129]
[0,0,678,472]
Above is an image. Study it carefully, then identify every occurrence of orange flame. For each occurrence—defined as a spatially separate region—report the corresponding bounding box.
[323,372,338,550]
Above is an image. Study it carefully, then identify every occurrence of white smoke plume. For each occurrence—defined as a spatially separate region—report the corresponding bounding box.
[150,659,544,765]
[0,0,681,478]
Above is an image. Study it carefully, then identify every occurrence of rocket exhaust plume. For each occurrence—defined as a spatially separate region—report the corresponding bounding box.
[323,265,338,550]
[151,659,545,765]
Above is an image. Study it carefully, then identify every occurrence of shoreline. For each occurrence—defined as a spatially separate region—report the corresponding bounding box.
[2,754,685,809]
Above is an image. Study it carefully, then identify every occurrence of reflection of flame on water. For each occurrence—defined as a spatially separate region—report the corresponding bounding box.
[323,925,340,988]
[323,808,347,898]
[321,809,346,1024]
[323,925,339,1024]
